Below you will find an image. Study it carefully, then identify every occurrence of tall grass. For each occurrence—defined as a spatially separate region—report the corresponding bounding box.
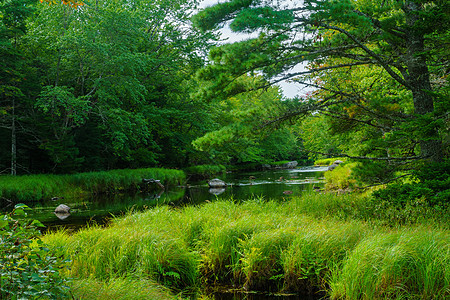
[0,168,185,202]
[43,193,449,299]
[70,277,178,300]
[329,229,450,299]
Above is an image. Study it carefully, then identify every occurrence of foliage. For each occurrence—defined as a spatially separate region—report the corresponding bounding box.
[193,79,305,165]
[1,0,216,173]
[184,164,226,179]
[193,0,449,175]
[314,157,347,166]
[0,203,70,299]
[373,160,450,208]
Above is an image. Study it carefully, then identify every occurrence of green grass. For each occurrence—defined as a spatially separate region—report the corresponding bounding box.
[329,228,450,299]
[0,168,185,202]
[69,277,178,300]
[43,192,449,299]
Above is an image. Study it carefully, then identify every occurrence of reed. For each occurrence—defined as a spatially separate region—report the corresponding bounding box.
[70,277,178,300]
[329,228,450,299]
[43,193,449,299]
[0,168,185,202]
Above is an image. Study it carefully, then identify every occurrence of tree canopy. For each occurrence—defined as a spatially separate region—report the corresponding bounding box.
[193,0,449,172]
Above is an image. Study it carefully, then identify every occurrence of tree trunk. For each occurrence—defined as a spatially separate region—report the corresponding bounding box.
[404,2,443,162]
[11,98,17,175]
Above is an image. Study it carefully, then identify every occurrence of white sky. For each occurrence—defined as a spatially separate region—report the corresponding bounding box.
[198,0,305,98]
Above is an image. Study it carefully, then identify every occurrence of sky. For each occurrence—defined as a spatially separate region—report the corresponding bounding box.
[198,0,306,98]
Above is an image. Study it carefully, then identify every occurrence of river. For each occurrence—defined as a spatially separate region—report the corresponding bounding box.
[12,166,326,231]
[3,166,328,300]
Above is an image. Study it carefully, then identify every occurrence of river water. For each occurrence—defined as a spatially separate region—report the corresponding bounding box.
[13,166,327,231]
[3,166,328,300]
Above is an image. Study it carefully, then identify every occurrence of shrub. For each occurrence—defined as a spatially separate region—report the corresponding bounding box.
[0,204,71,299]
[373,160,450,208]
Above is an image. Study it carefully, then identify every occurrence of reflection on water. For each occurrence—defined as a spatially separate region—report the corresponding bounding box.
[3,166,326,232]
[200,285,325,300]
[1,166,328,300]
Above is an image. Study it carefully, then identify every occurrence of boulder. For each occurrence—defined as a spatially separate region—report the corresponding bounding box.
[54,204,71,214]
[208,178,227,188]
[328,160,344,171]
[328,164,338,171]
[282,161,298,169]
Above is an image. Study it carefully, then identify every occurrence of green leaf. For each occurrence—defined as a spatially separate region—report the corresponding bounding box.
[0,219,8,229]
[14,203,29,209]
[31,220,46,228]
[14,208,26,217]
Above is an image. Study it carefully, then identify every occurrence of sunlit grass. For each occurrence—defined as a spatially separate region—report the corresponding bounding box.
[0,168,185,202]
[70,277,178,300]
[329,228,450,299]
[43,192,449,299]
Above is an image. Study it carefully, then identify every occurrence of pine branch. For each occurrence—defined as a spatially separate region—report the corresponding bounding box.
[307,150,426,161]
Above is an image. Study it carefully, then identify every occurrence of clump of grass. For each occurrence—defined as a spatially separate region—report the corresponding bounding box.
[58,215,199,289]
[282,220,370,293]
[329,229,450,299]
[324,163,358,191]
[70,277,178,300]
[0,174,65,202]
[238,227,298,291]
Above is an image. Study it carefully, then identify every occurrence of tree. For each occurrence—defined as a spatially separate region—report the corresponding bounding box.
[0,0,37,175]
[193,76,304,165]
[193,0,449,167]
[17,0,213,172]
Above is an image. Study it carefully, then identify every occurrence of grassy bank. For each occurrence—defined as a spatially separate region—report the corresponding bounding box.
[44,192,449,299]
[0,168,185,203]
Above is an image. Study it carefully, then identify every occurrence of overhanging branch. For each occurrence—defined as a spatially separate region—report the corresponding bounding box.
[308,150,427,161]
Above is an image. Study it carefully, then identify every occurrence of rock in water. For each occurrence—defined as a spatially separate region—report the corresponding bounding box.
[55,204,71,214]
[208,178,227,188]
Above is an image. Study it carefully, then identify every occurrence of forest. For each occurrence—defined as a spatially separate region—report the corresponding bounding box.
[0,0,449,299]
[1,0,448,176]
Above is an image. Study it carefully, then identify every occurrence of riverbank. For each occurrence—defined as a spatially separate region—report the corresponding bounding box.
[0,168,185,203]
[43,192,449,299]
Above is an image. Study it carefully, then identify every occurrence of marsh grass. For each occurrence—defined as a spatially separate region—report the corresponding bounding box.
[0,168,185,202]
[43,192,449,299]
[329,229,450,299]
[70,277,178,300]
